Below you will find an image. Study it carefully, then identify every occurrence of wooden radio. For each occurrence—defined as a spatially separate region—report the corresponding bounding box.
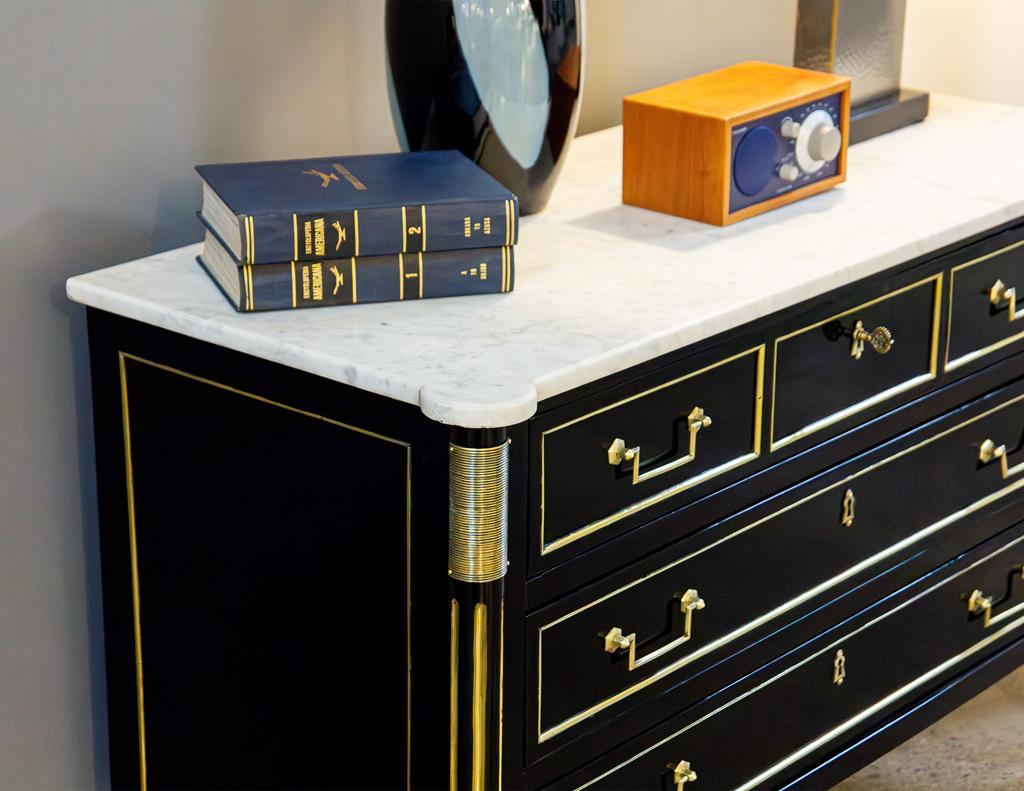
[623,61,851,225]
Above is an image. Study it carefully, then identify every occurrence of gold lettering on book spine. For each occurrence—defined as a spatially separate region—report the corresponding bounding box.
[448,442,509,583]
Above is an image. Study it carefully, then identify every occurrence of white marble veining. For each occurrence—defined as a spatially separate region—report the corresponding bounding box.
[67,95,1024,427]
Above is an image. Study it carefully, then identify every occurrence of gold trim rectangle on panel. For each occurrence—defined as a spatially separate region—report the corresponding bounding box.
[539,345,766,556]
[769,274,943,452]
[573,532,1024,790]
[118,353,413,789]
[944,239,1024,371]
[537,388,1024,744]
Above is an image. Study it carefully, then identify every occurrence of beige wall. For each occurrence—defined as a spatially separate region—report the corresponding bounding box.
[579,0,798,133]
[903,0,1024,107]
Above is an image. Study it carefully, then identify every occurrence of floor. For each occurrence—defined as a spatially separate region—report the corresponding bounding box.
[836,667,1024,790]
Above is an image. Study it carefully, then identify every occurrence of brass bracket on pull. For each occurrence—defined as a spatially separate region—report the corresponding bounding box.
[608,407,712,486]
[668,759,697,790]
[966,566,1024,629]
[604,589,705,671]
[979,438,1024,480]
[849,321,894,360]
[990,279,1023,321]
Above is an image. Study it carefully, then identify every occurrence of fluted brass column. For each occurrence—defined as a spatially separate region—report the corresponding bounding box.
[448,429,508,791]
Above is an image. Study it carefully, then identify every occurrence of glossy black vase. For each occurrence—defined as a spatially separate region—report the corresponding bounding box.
[385,0,583,215]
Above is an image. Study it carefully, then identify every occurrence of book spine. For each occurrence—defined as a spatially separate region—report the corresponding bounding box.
[237,246,514,312]
[242,198,518,264]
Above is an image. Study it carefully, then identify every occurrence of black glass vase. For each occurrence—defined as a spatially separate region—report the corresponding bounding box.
[385,0,583,215]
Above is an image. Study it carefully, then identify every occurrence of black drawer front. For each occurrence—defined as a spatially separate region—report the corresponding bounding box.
[946,229,1024,371]
[531,382,1024,749]
[563,525,1024,790]
[537,345,764,558]
[771,274,942,451]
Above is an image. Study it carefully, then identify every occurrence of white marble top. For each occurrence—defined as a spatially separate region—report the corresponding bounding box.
[68,95,1024,427]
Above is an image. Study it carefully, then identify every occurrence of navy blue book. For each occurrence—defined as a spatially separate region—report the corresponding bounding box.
[199,230,514,312]
[197,151,519,265]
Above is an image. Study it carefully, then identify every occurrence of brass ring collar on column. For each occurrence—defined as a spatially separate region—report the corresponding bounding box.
[449,441,510,583]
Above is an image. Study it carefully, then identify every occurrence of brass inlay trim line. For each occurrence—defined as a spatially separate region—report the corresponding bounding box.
[945,239,1024,371]
[399,253,405,301]
[769,274,943,452]
[574,532,1024,790]
[292,213,298,261]
[119,353,412,788]
[540,345,765,555]
[290,261,297,308]
[354,209,360,257]
[450,599,459,791]
[402,206,408,254]
[498,599,504,791]
[472,602,487,791]
[351,257,358,304]
[418,252,424,299]
[449,442,510,583]
[119,354,148,790]
[421,204,427,252]
[538,388,1024,743]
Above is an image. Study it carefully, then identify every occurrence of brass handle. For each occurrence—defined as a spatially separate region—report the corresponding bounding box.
[850,320,894,359]
[841,488,855,528]
[979,439,1024,480]
[668,760,697,790]
[990,279,1024,322]
[608,407,712,486]
[604,589,705,671]
[966,566,1024,628]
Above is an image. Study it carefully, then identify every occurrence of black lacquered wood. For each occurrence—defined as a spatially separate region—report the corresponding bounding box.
[771,274,939,446]
[945,225,1024,369]
[553,522,1024,790]
[525,374,1024,766]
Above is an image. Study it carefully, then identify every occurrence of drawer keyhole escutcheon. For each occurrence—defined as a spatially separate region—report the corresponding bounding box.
[604,589,705,671]
[841,488,856,527]
[966,566,1024,629]
[849,321,894,359]
[668,759,697,790]
[990,279,1024,321]
[979,439,1024,480]
[833,649,846,685]
[607,407,712,486]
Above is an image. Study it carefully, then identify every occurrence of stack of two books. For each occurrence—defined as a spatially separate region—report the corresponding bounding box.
[196,151,519,312]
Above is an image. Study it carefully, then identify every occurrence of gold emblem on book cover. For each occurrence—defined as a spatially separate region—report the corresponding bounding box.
[303,168,339,188]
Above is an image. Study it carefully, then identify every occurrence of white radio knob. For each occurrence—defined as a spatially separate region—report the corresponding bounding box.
[780,117,800,139]
[794,109,842,173]
[808,124,842,163]
[778,163,800,182]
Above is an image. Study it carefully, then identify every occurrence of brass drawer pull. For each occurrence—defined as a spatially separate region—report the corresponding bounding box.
[966,566,1024,628]
[979,438,1024,479]
[604,589,705,671]
[990,279,1024,322]
[608,407,712,485]
[668,759,697,790]
[849,321,894,359]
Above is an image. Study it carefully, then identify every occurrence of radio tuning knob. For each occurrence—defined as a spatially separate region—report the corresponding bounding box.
[780,117,800,139]
[778,163,800,182]
[809,123,842,163]
[795,109,842,173]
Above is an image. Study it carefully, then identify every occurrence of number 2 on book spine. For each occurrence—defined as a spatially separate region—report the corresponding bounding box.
[402,205,427,254]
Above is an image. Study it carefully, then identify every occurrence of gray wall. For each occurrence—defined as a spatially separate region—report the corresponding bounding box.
[0,2,392,787]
